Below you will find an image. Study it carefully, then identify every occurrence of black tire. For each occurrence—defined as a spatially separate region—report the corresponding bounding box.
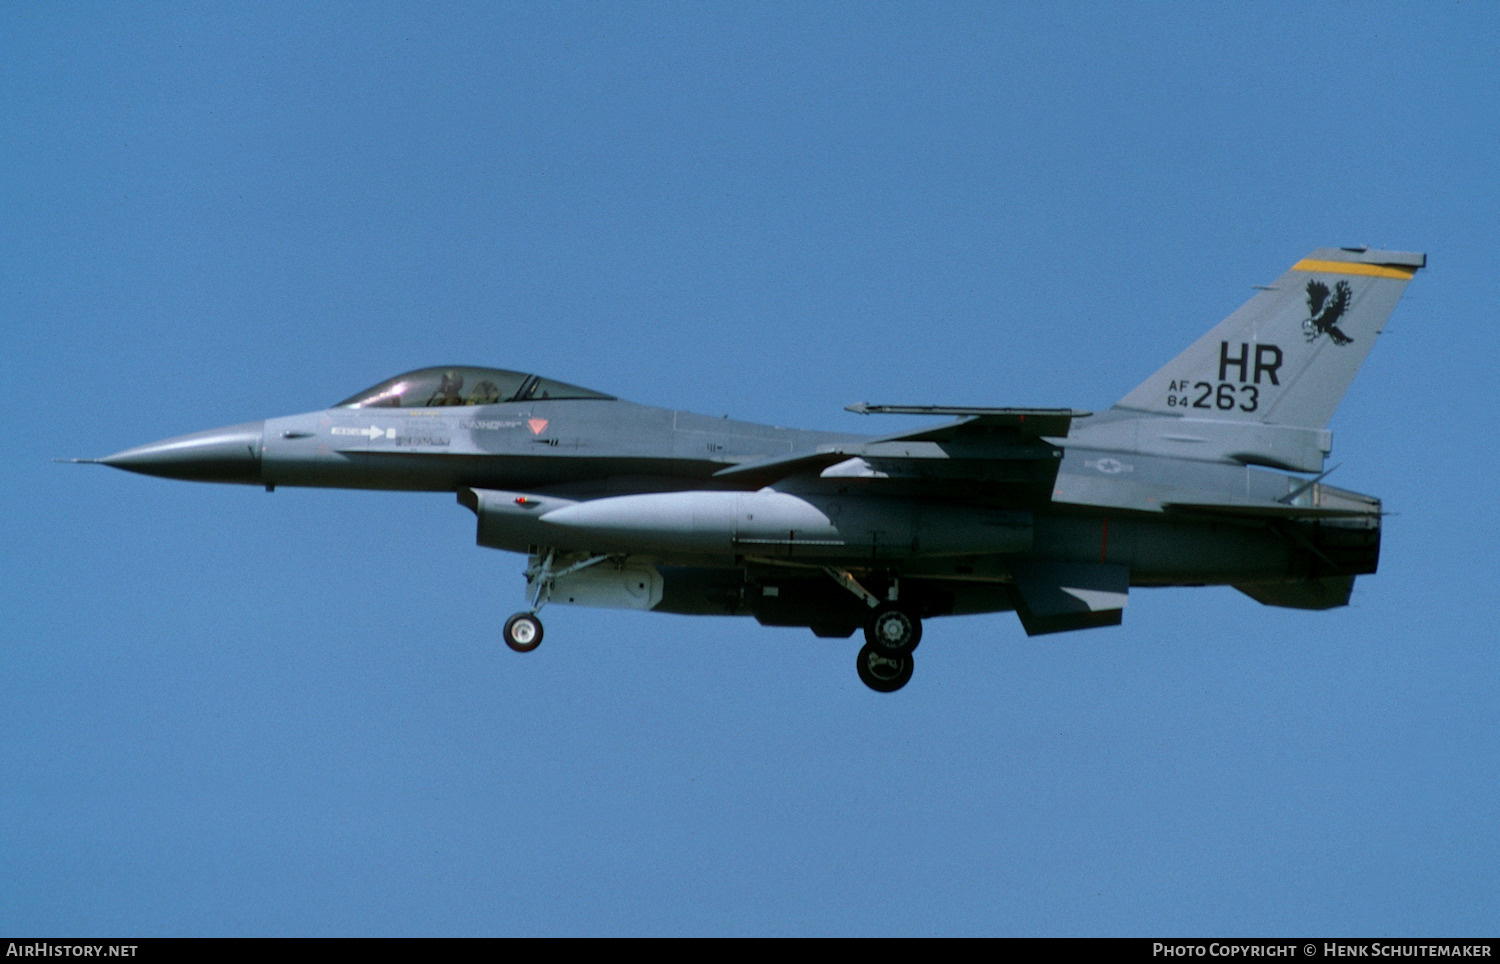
[856,641,914,693]
[503,612,543,653]
[863,603,922,654]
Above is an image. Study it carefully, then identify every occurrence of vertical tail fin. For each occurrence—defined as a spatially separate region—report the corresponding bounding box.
[1115,247,1424,429]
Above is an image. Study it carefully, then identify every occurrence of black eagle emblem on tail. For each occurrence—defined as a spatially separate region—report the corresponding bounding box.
[1304,279,1354,346]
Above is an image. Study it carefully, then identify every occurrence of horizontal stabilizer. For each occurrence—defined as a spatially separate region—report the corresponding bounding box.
[1161,501,1378,520]
[1235,576,1356,610]
[1009,561,1128,636]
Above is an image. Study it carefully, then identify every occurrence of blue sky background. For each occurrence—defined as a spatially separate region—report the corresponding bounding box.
[4,2,1497,936]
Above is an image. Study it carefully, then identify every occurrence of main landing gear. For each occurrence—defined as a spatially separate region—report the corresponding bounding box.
[854,603,922,692]
[823,569,924,693]
[856,641,915,692]
[865,602,921,653]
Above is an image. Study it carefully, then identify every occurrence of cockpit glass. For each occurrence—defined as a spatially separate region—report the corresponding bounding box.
[335,367,614,408]
[529,376,612,400]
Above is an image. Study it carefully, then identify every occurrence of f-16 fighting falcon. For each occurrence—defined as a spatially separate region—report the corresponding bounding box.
[78,247,1424,692]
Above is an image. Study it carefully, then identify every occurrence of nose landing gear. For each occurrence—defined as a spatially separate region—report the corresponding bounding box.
[501,549,616,654]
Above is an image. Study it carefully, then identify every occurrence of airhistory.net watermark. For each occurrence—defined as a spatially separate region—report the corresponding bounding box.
[6,946,138,958]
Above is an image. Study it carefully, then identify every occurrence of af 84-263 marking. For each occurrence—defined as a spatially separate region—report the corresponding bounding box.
[1164,341,1285,411]
[1166,380,1261,412]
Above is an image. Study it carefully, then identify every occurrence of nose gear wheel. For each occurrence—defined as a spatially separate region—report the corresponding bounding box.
[503,612,543,652]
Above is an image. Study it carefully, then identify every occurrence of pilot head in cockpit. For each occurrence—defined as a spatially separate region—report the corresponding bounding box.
[426,370,465,406]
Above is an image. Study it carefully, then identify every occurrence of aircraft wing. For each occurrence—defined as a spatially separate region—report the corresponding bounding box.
[844,404,1085,442]
[714,406,1088,500]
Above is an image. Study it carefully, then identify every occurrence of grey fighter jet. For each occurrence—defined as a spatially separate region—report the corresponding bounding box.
[82,247,1424,692]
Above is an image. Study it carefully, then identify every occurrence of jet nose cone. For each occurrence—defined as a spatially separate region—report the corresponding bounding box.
[101,420,265,485]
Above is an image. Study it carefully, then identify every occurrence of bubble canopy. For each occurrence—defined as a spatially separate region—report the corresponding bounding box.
[335,367,616,409]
